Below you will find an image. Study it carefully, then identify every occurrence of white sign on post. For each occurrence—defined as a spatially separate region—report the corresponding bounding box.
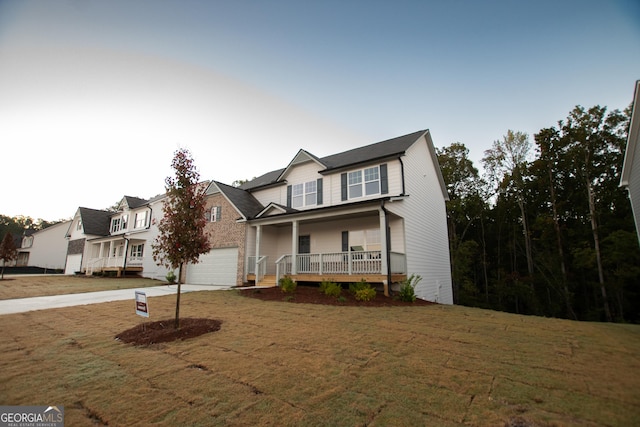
[135,291,149,318]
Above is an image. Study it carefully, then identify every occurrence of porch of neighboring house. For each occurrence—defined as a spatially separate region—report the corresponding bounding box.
[84,237,146,277]
[245,204,407,287]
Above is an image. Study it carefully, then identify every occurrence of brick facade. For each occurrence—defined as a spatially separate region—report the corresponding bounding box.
[204,193,247,286]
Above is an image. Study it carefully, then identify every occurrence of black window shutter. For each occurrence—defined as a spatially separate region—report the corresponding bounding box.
[341,231,349,252]
[341,173,347,201]
[286,185,292,208]
[317,178,323,205]
[380,164,388,194]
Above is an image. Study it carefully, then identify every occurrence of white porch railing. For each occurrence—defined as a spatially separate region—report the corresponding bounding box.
[247,256,268,283]
[85,256,144,275]
[274,251,406,284]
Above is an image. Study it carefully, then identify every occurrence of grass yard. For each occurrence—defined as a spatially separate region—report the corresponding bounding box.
[0,278,639,426]
[0,276,164,300]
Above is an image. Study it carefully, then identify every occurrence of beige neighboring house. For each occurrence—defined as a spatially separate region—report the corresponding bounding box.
[15,221,71,270]
[621,80,640,244]
[185,129,454,303]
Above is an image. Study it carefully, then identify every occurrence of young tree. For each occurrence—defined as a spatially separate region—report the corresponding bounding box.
[152,148,211,329]
[0,232,18,279]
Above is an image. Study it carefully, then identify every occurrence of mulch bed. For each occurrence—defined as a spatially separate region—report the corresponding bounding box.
[115,318,222,346]
[238,284,434,307]
[116,285,432,346]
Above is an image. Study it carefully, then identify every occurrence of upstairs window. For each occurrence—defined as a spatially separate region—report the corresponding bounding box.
[76,220,82,231]
[110,215,128,233]
[110,218,121,233]
[287,179,323,208]
[342,164,388,201]
[206,206,221,222]
[134,211,148,229]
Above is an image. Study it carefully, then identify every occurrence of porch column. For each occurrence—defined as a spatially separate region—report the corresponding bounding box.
[379,207,390,296]
[291,220,298,275]
[255,225,262,283]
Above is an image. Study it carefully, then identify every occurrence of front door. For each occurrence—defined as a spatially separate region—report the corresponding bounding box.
[298,235,311,272]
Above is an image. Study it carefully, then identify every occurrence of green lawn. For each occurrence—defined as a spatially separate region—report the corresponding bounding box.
[0,279,638,426]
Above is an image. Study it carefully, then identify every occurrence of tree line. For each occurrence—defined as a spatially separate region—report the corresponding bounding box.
[437,104,640,323]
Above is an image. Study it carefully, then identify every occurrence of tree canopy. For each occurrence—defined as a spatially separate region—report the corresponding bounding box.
[438,104,638,322]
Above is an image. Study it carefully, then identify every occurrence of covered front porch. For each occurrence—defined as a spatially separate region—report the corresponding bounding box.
[84,236,146,276]
[245,200,407,288]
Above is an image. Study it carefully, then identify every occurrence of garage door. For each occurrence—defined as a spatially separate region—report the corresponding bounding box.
[65,254,82,275]
[186,247,238,286]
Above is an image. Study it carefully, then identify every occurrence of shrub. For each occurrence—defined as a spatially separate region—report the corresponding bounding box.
[165,271,176,284]
[397,274,421,302]
[355,287,377,301]
[349,279,370,294]
[320,280,342,297]
[279,276,297,293]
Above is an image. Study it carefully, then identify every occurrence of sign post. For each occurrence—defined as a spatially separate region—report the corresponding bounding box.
[135,291,149,318]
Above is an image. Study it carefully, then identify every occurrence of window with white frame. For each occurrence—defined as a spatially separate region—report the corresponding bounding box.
[76,220,82,231]
[349,228,381,251]
[134,211,148,229]
[348,166,380,199]
[209,206,221,222]
[291,181,317,208]
[130,244,144,258]
[110,218,122,233]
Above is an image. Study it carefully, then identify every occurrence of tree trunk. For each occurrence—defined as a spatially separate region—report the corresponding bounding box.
[174,263,183,329]
[586,179,612,322]
[547,164,577,319]
[517,197,534,278]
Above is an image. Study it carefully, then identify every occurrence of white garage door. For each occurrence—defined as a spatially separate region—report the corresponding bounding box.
[65,254,82,275]
[186,247,238,286]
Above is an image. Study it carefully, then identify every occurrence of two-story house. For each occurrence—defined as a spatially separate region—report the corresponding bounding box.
[64,195,172,280]
[185,130,453,303]
[16,221,70,270]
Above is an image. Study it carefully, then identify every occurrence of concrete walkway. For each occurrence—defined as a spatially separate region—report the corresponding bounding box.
[0,284,232,315]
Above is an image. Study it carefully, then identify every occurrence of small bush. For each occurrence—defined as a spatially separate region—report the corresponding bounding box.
[397,274,421,302]
[320,280,342,297]
[349,279,370,294]
[165,271,176,284]
[279,276,297,293]
[355,287,377,301]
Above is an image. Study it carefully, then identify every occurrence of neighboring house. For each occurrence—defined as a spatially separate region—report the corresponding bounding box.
[16,221,70,270]
[64,196,171,280]
[186,130,453,303]
[621,80,640,244]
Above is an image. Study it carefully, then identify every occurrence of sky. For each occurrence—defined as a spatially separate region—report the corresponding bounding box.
[1,0,639,221]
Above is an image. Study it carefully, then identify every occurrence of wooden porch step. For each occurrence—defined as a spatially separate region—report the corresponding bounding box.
[257,275,278,286]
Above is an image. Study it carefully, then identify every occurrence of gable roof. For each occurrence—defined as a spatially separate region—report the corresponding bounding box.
[122,196,149,209]
[77,207,111,236]
[240,130,428,190]
[211,181,265,220]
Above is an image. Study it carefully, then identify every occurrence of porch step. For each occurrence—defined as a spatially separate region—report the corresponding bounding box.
[257,275,278,287]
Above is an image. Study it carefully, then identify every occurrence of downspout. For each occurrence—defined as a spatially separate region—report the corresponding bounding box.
[398,156,406,196]
[381,200,392,296]
[122,235,130,276]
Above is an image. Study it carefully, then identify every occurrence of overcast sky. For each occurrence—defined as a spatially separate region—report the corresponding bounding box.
[1,0,639,221]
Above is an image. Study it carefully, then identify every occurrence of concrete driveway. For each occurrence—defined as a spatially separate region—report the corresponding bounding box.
[0,284,231,315]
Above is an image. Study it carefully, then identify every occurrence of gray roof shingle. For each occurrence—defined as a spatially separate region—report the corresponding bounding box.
[78,207,111,236]
[214,181,265,220]
[240,130,427,190]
